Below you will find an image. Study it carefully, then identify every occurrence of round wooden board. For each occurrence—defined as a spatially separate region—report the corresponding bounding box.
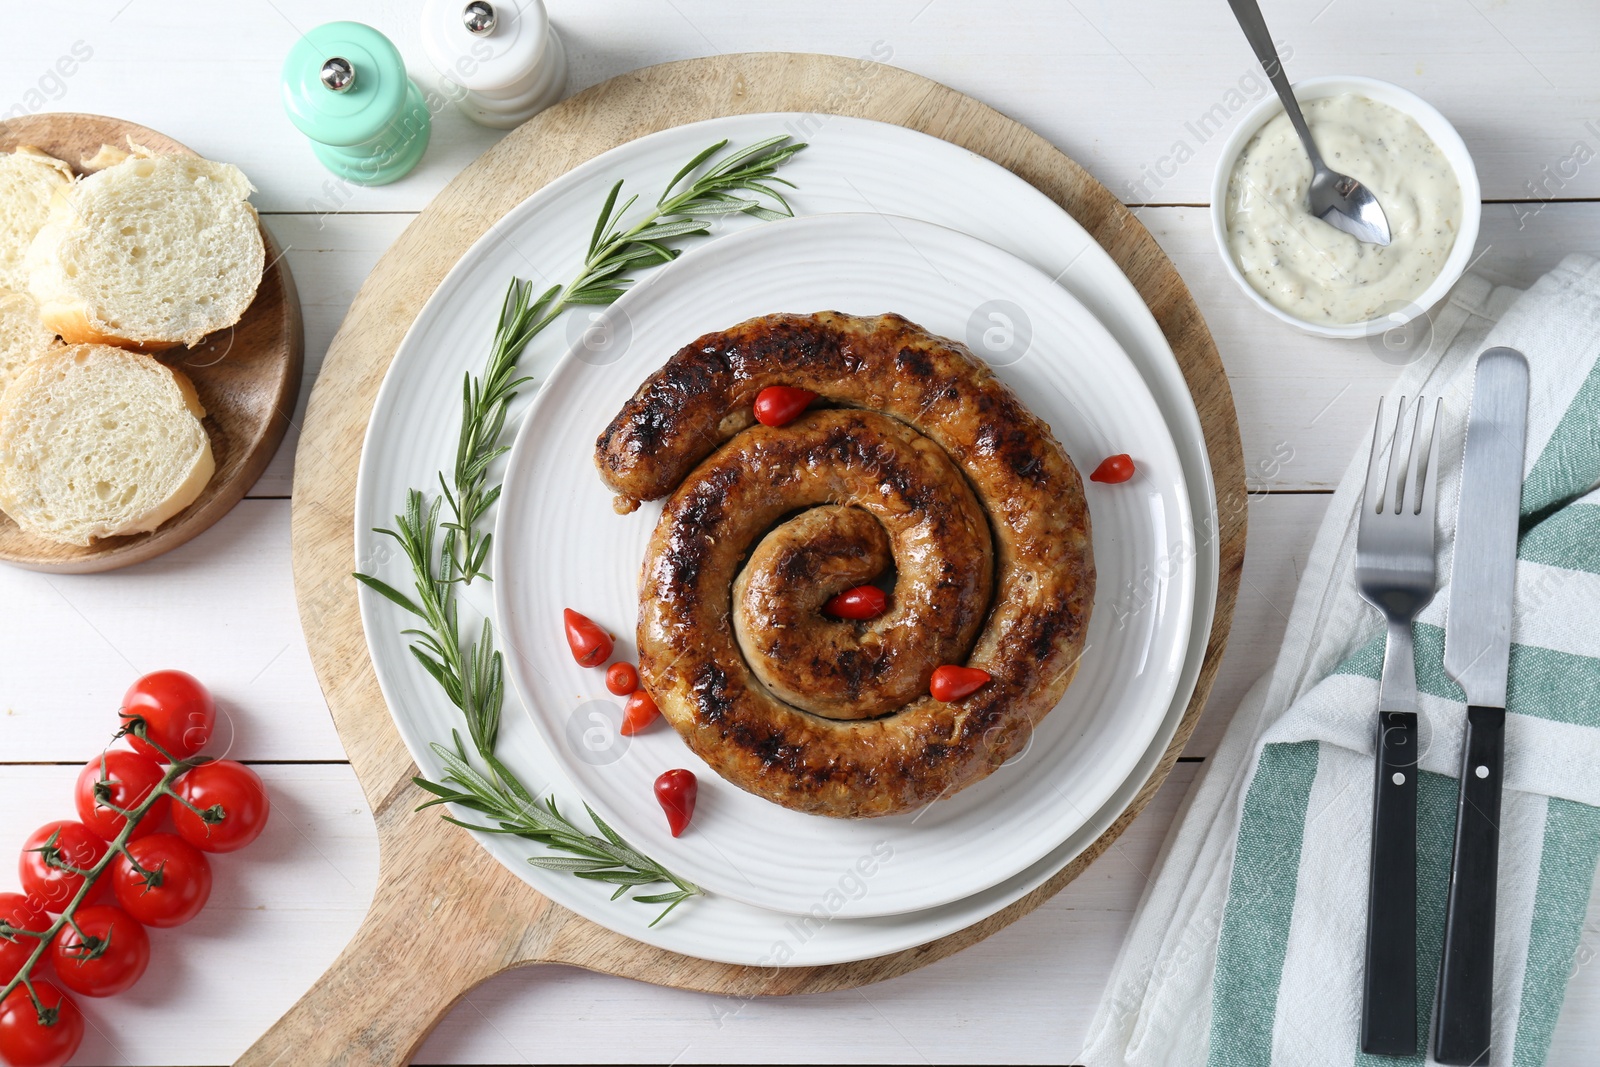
[253,54,1247,1066]
[0,113,303,573]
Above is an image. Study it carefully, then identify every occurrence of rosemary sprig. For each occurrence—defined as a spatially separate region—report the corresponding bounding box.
[354,136,806,923]
[355,490,506,762]
[414,739,699,925]
[441,280,552,584]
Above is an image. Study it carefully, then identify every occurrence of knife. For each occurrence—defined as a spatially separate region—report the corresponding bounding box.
[1435,347,1530,1066]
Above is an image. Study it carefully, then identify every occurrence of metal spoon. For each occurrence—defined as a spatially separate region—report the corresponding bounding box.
[1225,0,1392,246]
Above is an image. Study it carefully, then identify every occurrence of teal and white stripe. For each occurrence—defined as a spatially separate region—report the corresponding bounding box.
[1085,255,1600,1067]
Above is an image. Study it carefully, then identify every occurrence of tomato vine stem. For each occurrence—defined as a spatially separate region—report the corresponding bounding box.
[0,724,207,1022]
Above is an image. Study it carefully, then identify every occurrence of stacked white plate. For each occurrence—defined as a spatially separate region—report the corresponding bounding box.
[354,115,1218,966]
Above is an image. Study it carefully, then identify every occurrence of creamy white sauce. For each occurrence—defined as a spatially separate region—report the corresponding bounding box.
[1225,93,1462,325]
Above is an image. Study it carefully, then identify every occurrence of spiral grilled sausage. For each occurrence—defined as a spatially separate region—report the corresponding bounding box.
[595,312,1093,818]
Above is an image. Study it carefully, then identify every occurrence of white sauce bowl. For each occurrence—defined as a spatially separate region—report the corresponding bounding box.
[1209,75,1481,339]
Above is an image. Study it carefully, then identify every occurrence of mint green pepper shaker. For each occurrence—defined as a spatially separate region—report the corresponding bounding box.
[280,21,430,186]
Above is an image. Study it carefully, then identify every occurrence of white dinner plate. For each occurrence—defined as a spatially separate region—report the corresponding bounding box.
[492,213,1194,918]
[355,113,1220,964]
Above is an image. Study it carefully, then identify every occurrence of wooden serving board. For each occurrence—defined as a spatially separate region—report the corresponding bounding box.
[251,54,1246,1066]
[0,113,303,573]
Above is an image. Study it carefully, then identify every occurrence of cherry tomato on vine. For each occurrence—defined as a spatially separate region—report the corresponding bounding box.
[823,585,888,621]
[170,760,270,853]
[620,690,661,736]
[19,822,108,914]
[111,833,212,929]
[1089,453,1136,484]
[0,979,83,1067]
[119,670,216,762]
[562,609,613,668]
[0,893,49,984]
[74,749,170,843]
[654,769,698,837]
[48,905,149,998]
[605,662,639,696]
[929,665,992,703]
[753,386,817,427]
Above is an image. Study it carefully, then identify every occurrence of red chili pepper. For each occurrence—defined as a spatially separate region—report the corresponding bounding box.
[1090,453,1136,484]
[654,769,698,837]
[563,609,613,668]
[620,689,660,736]
[605,662,639,696]
[753,386,817,427]
[929,664,993,703]
[823,585,889,620]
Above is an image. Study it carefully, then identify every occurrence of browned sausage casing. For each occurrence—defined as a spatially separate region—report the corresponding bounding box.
[595,312,1093,818]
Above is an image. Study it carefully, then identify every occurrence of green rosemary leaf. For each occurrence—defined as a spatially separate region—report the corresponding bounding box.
[572,870,662,886]
[406,646,456,698]
[476,480,506,511]
[700,134,792,178]
[484,752,537,808]
[635,240,677,262]
[645,895,693,927]
[583,804,630,850]
[438,814,524,835]
[632,890,693,905]
[564,288,629,306]
[581,805,655,872]
[588,180,623,257]
[412,776,470,801]
[528,856,615,874]
[434,745,504,800]
[741,185,793,214]
[350,573,425,617]
[628,218,715,242]
[660,139,728,201]
[416,792,500,816]
[742,177,795,197]
[682,198,766,216]
[466,535,493,579]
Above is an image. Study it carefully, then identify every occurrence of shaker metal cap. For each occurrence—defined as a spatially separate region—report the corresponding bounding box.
[463,1,497,35]
[280,21,407,146]
[420,0,553,93]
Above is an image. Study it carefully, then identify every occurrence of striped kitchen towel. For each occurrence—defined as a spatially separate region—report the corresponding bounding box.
[1083,253,1600,1066]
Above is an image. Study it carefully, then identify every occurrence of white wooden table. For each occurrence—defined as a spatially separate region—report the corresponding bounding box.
[3,1,1598,1062]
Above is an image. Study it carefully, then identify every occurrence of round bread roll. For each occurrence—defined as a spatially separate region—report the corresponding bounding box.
[0,146,73,292]
[0,289,61,396]
[0,344,214,545]
[25,146,264,351]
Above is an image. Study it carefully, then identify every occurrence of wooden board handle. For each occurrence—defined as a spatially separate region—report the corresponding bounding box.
[238,843,545,1066]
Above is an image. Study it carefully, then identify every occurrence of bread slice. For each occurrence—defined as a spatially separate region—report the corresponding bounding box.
[0,344,213,545]
[0,288,61,395]
[25,144,264,351]
[0,146,73,292]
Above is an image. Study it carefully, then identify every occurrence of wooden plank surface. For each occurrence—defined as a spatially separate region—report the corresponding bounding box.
[1,1,1598,1063]
[19,0,1598,209]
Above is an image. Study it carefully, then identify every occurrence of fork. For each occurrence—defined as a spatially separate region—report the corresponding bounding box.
[1356,395,1443,1057]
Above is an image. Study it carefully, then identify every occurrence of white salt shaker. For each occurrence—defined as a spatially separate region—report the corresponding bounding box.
[420,0,568,129]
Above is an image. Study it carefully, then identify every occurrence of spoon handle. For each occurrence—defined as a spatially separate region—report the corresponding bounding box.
[1225,0,1325,173]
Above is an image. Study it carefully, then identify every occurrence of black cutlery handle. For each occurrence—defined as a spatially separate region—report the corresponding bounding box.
[1435,705,1506,1066]
[1363,711,1418,1055]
